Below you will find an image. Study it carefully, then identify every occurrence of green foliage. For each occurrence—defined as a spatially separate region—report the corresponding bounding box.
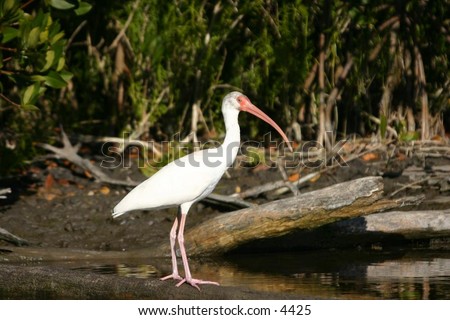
[0,0,448,175]
[0,0,91,174]
[53,0,448,144]
[0,0,92,109]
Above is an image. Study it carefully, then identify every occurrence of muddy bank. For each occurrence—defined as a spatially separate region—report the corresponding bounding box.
[1,154,449,252]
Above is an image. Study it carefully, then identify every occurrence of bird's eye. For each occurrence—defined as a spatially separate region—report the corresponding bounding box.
[237,97,242,102]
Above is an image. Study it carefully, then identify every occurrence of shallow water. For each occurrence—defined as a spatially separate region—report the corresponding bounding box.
[1,247,449,299]
[64,249,450,299]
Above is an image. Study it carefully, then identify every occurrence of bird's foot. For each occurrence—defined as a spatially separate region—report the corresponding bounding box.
[160,273,183,281]
[176,277,220,291]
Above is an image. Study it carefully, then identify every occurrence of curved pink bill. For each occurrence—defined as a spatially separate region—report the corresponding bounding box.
[239,97,293,152]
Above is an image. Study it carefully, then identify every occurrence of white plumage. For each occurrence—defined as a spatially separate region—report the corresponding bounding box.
[112,148,229,216]
[112,91,292,290]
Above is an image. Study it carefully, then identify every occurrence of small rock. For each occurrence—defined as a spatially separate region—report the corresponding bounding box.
[64,222,74,232]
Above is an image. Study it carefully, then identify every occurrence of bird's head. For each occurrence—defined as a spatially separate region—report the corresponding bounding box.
[222,91,244,113]
[222,91,293,152]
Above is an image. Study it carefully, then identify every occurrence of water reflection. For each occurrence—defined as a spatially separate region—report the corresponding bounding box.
[71,250,450,299]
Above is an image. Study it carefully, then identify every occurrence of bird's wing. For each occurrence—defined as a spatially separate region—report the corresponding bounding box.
[112,148,227,216]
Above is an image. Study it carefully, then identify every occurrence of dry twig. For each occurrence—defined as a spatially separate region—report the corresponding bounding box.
[389,176,432,197]
[232,172,320,199]
[38,129,141,187]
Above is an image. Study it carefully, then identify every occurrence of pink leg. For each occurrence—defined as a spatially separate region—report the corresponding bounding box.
[160,215,182,281]
[175,213,220,290]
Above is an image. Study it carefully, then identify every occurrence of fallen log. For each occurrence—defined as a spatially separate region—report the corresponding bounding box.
[234,209,449,251]
[156,176,423,256]
[336,209,450,238]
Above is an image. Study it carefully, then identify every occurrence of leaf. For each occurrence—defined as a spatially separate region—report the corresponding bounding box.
[23,84,35,105]
[288,173,300,182]
[48,0,75,10]
[1,27,18,44]
[22,82,41,105]
[75,2,92,16]
[39,30,49,43]
[52,42,64,62]
[50,31,65,44]
[56,57,65,71]
[44,173,55,190]
[31,75,47,82]
[361,152,379,162]
[399,131,419,142]
[22,104,40,112]
[397,153,407,161]
[45,14,53,27]
[84,170,93,179]
[44,71,68,88]
[3,0,16,11]
[41,50,56,72]
[59,70,73,82]
[27,27,41,48]
[38,86,47,95]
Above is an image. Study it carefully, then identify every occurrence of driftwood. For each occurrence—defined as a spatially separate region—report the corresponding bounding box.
[0,227,29,246]
[156,176,423,256]
[249,209,449,251]
[334,209,450,239]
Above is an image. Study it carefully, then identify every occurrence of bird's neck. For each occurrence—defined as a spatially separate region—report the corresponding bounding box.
[221,110,240,167]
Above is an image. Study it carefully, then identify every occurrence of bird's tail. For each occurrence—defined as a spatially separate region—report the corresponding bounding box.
[111,208,126,219]
[112,197,132,219]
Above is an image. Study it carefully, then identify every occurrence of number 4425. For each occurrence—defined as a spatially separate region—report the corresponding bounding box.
[280,305,311,316]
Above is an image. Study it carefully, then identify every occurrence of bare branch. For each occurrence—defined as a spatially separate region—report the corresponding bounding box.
[38,129,140,187]
[108,0,141,51]
[232,172,320,199]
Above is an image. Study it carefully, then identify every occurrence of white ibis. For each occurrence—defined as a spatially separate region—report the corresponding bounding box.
[112,91,292,290]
